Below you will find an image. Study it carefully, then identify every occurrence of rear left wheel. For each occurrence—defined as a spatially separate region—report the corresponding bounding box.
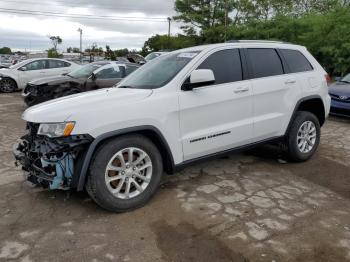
[86,134,163,212]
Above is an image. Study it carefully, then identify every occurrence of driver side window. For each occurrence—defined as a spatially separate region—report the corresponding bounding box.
[22,60,47,71]
[95,66,124,79]
[198,49,243,85]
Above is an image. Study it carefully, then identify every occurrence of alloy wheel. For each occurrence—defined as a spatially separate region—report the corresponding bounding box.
[105,147,152,199]
[296,121,317,153]
[0,79,15,92]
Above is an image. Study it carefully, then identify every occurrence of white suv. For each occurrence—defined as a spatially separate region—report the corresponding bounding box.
[0,58,80,92]
[14,41,331,212]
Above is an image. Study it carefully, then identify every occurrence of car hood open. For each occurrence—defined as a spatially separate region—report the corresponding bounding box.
[22,87,153,123]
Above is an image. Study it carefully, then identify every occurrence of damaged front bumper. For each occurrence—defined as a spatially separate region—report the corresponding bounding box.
[22,83,47,106]
[13,122,93,190]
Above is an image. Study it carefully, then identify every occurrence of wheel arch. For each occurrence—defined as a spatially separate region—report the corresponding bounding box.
[1,76,19,90]
[76,126,175,191]
[285,95,326,136]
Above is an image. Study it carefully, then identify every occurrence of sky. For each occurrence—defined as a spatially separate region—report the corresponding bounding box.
[0,0,181,52]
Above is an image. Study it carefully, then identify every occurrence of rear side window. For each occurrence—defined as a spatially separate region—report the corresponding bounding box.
[198,49,242,85]
[247,48,284,78]
[49,60,65,69]
[95,65,124,79]
[280,49,313,73]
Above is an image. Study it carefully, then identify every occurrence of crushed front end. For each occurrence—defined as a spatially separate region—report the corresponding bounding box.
[13,122,93,190]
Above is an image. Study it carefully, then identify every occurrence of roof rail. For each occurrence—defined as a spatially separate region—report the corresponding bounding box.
[226,39,291,44]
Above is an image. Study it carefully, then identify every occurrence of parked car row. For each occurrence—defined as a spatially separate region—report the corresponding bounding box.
[23,61,139,106]
[0,58,141,107]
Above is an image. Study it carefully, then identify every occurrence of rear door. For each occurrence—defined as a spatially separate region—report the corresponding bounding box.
[47,59,72,76]
[279,49,319,94]
[179,48,254,161]
[245,48,301,141]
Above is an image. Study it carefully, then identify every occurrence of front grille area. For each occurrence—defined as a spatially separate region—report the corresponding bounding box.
[329,93,350,103]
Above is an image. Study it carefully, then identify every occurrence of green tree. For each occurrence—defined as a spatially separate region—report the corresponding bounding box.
[67,47,80,53]
[114,48,129,57]
[0,47,12,54]
[226,6,350,75]
[141,34,196,55]
[48,36,62,51]
[105,45,116,60]
[47,48,62,58]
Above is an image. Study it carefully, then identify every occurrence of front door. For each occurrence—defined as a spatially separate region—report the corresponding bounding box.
[18,59,47,88]
[179,48,254,161]
[92,64,124,89]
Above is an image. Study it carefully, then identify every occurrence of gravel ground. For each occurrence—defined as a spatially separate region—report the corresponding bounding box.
[0,93,350,262]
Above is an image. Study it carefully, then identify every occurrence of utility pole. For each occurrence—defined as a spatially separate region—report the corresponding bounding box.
[167,17,171,37]
[224,0,228,42]
[77,28,83,63]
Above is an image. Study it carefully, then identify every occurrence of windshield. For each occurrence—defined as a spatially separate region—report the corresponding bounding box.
[341,74,350,83]
[9,60,29,69]
[118,51,199,89]
[68,63,105,78]
[144,52,163,61]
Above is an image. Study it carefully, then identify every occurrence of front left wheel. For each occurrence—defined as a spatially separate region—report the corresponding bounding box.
[86,134,163,212]
[0,78,17,93]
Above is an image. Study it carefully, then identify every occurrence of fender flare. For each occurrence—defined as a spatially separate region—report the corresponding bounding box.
[76,125,175,191]
[284,94,325,136]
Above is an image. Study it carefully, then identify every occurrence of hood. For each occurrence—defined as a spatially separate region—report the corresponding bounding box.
[329,82,350,96]
[22,87,153,123]
[0,68,13,76]
[28,75,73,86]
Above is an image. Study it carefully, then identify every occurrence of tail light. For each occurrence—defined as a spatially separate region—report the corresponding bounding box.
[325,74,332,87]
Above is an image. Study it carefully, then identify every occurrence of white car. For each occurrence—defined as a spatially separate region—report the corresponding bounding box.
[14,41,331,212]
[0,58,80,92]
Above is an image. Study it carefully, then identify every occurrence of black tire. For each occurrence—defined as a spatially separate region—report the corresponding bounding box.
[0,78,17,93]
[86,134,163,212]
[286,111,321,162]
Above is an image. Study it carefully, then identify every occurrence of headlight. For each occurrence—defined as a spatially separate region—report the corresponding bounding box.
[37,122,75,138]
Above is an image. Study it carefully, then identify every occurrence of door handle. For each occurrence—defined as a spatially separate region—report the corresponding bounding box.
[234,87,249,94]
[285,79,296,85]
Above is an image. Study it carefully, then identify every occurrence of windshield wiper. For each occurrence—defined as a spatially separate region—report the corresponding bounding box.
[339,80,350,84]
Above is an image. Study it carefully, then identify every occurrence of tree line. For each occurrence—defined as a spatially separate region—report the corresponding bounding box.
[143,0,350,76]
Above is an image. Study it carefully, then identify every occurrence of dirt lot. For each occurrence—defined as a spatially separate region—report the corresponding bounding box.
[0,93,350,262]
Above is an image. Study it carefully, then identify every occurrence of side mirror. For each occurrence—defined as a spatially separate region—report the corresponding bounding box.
[90,72,96,80]
[18,66,27,71]
[182,69,215,91]
[335,76,342,82]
